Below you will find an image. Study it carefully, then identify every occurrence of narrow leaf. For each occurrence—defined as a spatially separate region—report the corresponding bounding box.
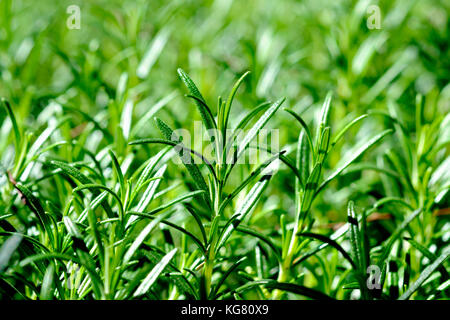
[133,248,177,297]
[399,250,450,300]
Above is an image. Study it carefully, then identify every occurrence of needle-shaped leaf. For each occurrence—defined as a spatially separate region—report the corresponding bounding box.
[123,211,170,264]
[317,126,330,164]
[14,183,55,247]
[130,212,206,253]
[294,222,349,266]
[0,234,23,272]
[155,118,211,205]
[136,247,197,300]
[137,28,170,79]
[405,238,449,280]
[220,71,250,134]
[298,163,322,221]
[129,138,216,180]
[210,257,247,299]
[48,160,92,185]
[133,248,177,297]
[284,108,314,156]
[233,102,271,133]
[216,174,271,252]
[297,232,356,269]
[77,191,109,223]
[331,114,368,147]
[296,130,310,190]
[131,92,177,137]
[19,252,104,298]
[73,184,124,220]
[236,226,281,261]
[399,250,450,300]
[225,102,271,159]
[177,68,216,132]
[377,208,422,288]
[132,190,204,217]
[2,98,21,157]
[86,202,105,266]
[63,216,82,239]
[220,280,333,300]
[320,92,332,127]
[220,152,283,214]
[108,150,125,198]
[135,165,166,213]
[40,265,55,300]
[347,201,362,270]
[316,129,393,195]
[236,98,285,160]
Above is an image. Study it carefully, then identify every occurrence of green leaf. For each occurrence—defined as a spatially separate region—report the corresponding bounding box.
[210,257,247,299]
[297,232,356,269]
[317,129,393,195]
[220,152,283,214]
[131,92,177,137]
[331,114,368,146]
[19,252,104,298]
[232,102,271,135]
[294,220,349,266]
[77,191,109,223]
[120,99,133,140]
[137,28,170,79]
[134,165,166,213]
[264,281,335,300]
[62,216,82,239]
[221,280,333,300]
[86,202,105,266]
[318,92,332,130]
[155,118,211,205]
[177,68,216,133]
[298,163,322,221]
[73,183,124,221]
[220,71,250,134]
[377,208,422,287]
[133,190,204,217]
[132,148,167,189]
[236,98,285,160]
[40,265,55,300]
[317,126,330,163]
[296,129,310,191]
[48,160,92,184]
[14,183,55,247]
[183,203,208,244]
[130,213,206,253]
[133,248,178,297]
[0,233,23,272]
[136,247,197,299]
[347,201,362,270]
[236,226,281,261]
[129,138,216,179]
[405,238,449,280]
[1,98,21,156]
[123,211,170,264]
[216,174,271,252]
[108,150,125,199]
[284,108,314,157]
[399,250,450,300]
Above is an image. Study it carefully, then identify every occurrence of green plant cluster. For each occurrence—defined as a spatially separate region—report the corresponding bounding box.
[0,0,448,300]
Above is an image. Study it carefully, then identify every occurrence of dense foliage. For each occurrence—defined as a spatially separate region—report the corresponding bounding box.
[0,0,449,300]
